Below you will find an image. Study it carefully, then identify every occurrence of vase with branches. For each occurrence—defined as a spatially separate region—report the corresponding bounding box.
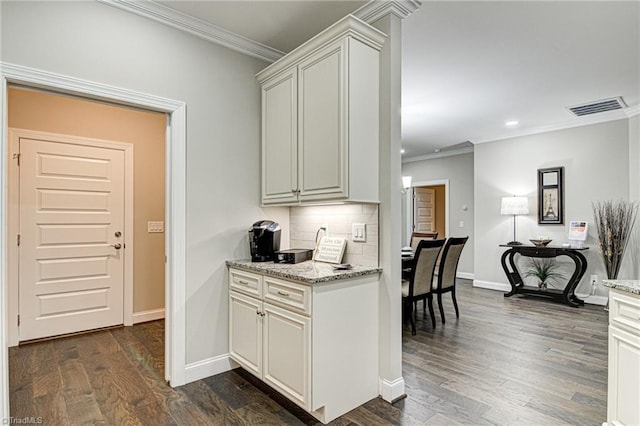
[592,200,638,280]
[523,258,566,290]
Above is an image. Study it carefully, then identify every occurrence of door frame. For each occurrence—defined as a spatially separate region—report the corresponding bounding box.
[8,128,135,344]
[0,62,188,418]
[405,179,450,241]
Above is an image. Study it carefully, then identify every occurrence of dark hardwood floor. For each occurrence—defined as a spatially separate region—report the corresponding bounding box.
[9,280,608,425]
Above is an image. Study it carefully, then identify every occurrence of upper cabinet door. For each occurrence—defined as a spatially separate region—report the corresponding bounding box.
[297,39,348,201]
[261,67,298,204]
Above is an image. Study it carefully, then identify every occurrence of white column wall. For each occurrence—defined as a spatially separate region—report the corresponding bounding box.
[370,13,405,401]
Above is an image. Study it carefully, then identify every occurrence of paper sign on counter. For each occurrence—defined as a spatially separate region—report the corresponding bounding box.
[314,236,347,264]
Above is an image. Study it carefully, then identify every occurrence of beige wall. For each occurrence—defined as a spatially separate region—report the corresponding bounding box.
[8,87,166,314]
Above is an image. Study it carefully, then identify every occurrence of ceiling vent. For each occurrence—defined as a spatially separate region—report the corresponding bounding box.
[567,97,627,117]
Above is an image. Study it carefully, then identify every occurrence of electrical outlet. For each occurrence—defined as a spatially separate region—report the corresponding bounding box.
[590,274,598,284]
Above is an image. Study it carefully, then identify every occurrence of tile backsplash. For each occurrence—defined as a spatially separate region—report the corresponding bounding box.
[289,204,379,267]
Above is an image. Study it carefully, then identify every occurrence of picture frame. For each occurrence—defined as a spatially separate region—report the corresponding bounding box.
[538,167,564,224]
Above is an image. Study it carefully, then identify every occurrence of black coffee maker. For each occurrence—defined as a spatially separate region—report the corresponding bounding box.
[249,220,281,262]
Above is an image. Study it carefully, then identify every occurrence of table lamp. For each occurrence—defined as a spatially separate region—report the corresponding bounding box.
[501,196,529,245]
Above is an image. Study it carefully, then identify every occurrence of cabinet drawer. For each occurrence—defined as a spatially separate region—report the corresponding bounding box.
[264,277,311,315]
[230,268,263,298]
[610,289,640,335]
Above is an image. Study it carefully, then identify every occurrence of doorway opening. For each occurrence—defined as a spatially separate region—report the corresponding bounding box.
[405,179,449,244]
[1,64,188,419]
[7,86,167,358]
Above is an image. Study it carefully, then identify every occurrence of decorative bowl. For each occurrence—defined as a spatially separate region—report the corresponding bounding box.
[530,239,552,247]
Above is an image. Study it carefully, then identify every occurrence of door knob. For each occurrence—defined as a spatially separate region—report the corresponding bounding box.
[111,243,122,250]
[115,231,122,238]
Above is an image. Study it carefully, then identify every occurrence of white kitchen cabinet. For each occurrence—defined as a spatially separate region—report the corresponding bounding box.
[606,287,640,426]
[229,290,262,377]
[263,302,311,408]
[228,266,379,424]
[261,66,298,204]
[257,15,385,205]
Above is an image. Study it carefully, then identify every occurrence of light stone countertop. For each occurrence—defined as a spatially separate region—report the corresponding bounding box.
[602,279,640,295]
[226,259,381,284]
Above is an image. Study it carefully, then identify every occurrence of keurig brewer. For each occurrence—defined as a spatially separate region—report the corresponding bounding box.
[248,220,281,262]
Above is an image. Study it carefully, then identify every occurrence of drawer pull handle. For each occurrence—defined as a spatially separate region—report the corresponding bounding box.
[277,291,290,297]
[238,279,250,285]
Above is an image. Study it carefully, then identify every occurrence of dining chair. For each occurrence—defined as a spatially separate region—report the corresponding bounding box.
[402,239,445,334]
[431,236,468,324]
[409,231,439,251]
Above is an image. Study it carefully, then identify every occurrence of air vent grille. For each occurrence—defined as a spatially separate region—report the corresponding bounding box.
[567,97,627,116]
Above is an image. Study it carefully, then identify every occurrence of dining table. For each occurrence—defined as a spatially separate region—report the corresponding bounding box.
[402,249,415,278]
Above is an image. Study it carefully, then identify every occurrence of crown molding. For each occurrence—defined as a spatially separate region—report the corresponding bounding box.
[354,0,422,24]
[626,104,640,118]
[97,0,284,63]
[402,146,474,163]
[256,15,386,83]
[473,107,635,145]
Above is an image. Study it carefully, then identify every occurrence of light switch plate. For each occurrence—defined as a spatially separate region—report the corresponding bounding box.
[352,223,366,242]
[148,221,164,233]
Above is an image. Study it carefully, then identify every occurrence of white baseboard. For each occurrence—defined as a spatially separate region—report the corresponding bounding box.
[457,272,474,280]
[133,308,165,324]
[184,354,236,384]
[379,376,405,403]
[473,280,510,292]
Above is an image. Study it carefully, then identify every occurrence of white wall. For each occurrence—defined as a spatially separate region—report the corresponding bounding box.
[402,152,474,275]
[1,1,288,366]
[628,114,640,278]
[474,119,631,298]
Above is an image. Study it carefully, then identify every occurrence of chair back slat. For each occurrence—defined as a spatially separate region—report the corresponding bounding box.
[410,232,439,251]
[409,239,445,297]
[436,237,468,290]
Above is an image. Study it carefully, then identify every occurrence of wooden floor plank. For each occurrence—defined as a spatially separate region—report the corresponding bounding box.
[8,279,608,425]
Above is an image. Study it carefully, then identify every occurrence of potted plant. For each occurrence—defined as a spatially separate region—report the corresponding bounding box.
[523,258,566,290]
[592,200,638,281]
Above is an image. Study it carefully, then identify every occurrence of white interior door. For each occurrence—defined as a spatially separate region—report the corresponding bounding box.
[414,187,435,232]
[19,137,125,341]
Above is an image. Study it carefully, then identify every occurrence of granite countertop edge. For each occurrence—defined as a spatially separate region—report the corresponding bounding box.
[602,279,640,295]
[226,259,382,284]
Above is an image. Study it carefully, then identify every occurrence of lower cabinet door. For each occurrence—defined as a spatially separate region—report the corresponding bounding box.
[229,291,263,377]
[608,325,640,425]
[262,302,311,409]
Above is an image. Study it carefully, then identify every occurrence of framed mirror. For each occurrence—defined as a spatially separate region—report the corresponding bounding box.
[538,167,564,224]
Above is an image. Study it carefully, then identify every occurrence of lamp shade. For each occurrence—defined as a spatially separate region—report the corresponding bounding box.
[402,176,412,189]
[501,196,529,215]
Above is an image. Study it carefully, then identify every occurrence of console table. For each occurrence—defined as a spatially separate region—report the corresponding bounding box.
[499,245,589,307]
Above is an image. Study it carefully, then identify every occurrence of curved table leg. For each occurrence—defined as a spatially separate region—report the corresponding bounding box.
[562,251,587,307]
[501,249,523,297]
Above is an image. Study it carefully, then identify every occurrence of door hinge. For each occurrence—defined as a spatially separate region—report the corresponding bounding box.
[17,234,20,246]
[13,153,21,166]
[17,315,20,326]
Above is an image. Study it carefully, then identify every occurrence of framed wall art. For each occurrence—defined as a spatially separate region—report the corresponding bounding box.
[538,167,564,224]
